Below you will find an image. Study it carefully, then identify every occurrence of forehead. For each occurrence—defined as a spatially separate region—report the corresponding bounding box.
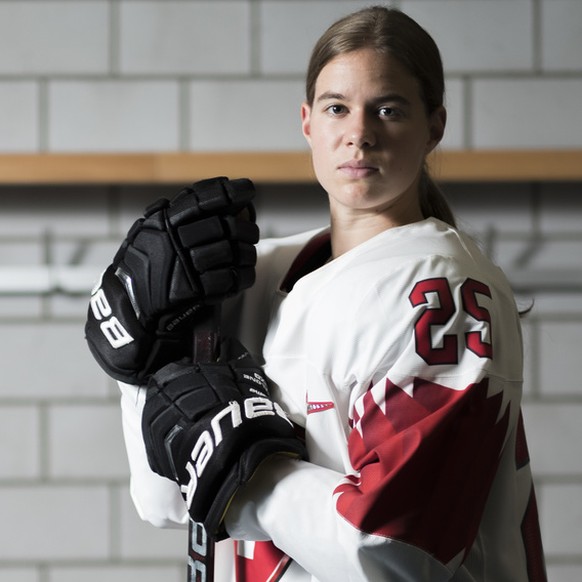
[315,48,422,100]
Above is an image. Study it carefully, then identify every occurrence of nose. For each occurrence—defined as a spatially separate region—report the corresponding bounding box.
[345,110,376,148]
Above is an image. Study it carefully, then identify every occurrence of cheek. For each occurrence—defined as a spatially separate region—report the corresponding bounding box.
[308,116,339,146]
[395,126,431,164]
[308,127,335,167]
[310,146,332,187]
[308,136,339,192]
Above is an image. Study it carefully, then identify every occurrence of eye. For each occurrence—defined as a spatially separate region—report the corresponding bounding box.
[378,106,401,119]
[325,104,347,116]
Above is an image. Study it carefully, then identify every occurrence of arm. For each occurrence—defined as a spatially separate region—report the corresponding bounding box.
[87,177,259,526]
[119,381,189,528]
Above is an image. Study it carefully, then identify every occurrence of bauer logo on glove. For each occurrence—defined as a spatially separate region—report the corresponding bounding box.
[179,392,293,510]
[141,339,308,537]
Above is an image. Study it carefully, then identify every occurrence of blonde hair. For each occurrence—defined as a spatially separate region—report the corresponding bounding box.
[306,6,456,227]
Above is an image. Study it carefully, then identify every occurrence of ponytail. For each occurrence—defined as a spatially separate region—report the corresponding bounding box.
[419,166,456,228]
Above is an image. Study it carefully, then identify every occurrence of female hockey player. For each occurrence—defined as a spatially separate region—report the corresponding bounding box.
[86,6,546,581]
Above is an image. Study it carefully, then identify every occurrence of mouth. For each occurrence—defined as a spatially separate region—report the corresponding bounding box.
[338,160,379,179]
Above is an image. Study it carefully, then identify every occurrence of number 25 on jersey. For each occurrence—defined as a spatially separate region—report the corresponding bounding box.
[409,277,493,366]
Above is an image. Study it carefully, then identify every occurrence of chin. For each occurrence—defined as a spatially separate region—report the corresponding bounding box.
[345,182,394,204]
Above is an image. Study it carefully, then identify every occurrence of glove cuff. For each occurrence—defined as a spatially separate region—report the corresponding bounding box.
[200,438,307,537]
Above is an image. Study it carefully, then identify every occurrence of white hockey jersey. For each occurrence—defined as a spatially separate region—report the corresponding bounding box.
[119,218,546,581]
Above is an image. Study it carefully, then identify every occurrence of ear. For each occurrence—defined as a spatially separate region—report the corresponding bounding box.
[425,105,447,155]
[301,102,313,147]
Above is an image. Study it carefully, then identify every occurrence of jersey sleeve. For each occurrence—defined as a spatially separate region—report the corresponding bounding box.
[335,375,512,567]
[225,255,526,580]
[119,381,189,528]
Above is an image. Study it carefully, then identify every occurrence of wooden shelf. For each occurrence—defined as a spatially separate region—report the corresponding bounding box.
[0,150,580,185]
[429,149,582,182]
[0,152,314,185]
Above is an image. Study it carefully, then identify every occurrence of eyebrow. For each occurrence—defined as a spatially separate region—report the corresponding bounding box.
[316,91,345,102]
[316,91,411,106]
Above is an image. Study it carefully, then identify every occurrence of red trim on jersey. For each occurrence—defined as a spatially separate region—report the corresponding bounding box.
[515,412,548,581]
[307,400,335,415]
[280,231,331,292]
[515,410,531,469]
[234,541,292,582]
[335,377,510,565]
[520,485,548,582]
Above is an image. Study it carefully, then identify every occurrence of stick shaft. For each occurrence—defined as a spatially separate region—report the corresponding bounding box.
[188,518,215,582]
[192,305,221,363]
[188,305,221,582]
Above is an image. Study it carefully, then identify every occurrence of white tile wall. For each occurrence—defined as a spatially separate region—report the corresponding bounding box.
[0,82,39,152]
[530,292,582,317]
[523,404,582,474]
[0,0,576,154]
[0,407,40,479]
[520,319,535,397]
[444,183,535,236]
[473,78,582,149]
[0,186,111,237]
[547,565,582,582]
[0,0,581,578]
[49,81,180,152]
[0,1,109,75]
[49,294,98,319]
[527,239,582,271]
[48,404,128,479]
[541,0,582,71]
[440,77,464,149]
[0,486,109,560]
[402,0,534,73]
[0,569,39,582]
[189,79,307,151]
[538,322,582,397]
[259,0,373,74]
[541,484,582,555]
[119,1,251,75]
[0,296,43,319]
[0,322,110,399]
[0,241,43,265]
[540,183,582,233]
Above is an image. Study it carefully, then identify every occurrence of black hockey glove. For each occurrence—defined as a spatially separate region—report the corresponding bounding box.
[85,177,259,385]
[142,339,307,537]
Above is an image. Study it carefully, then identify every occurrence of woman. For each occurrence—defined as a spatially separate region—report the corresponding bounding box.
[88,6,546,581]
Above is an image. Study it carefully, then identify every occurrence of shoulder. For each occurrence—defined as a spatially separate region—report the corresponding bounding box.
[254,227,330,293]
[346,218,511,295]
[256,227,328,262]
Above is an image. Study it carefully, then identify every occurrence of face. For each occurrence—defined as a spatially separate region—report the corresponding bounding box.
[301,48,445,223]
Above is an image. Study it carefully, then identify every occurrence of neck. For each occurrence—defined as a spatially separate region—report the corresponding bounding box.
[329,200,424,259]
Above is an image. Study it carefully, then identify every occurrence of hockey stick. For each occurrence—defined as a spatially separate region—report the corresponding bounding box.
[188,304,220,582]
